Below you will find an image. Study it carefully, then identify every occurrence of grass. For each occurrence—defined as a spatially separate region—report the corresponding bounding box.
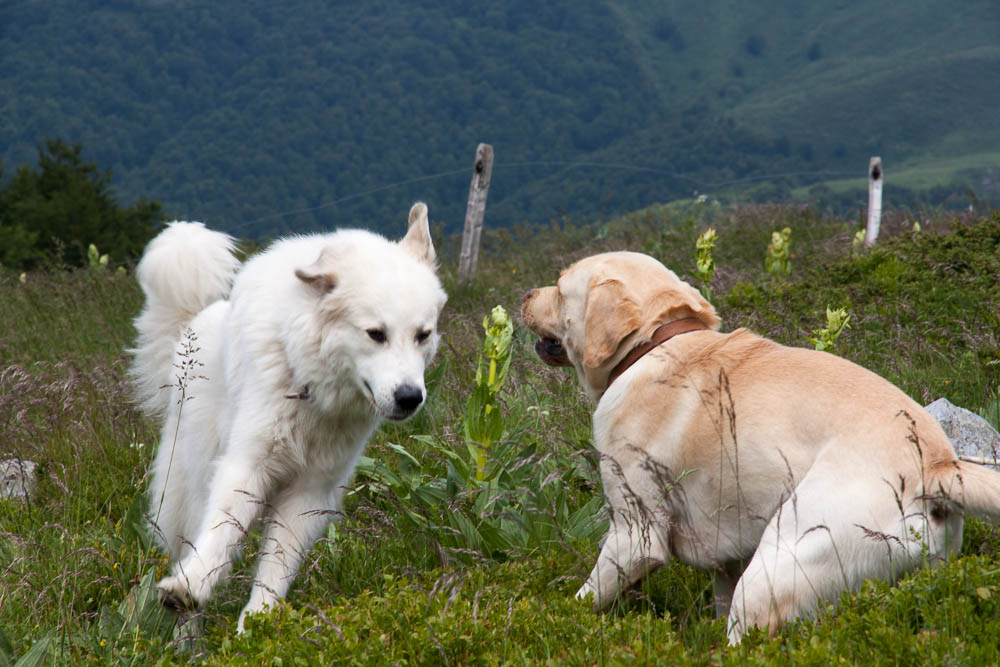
[1,203,999,664]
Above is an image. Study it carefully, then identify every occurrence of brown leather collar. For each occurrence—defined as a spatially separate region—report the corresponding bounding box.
[606,317,709,389]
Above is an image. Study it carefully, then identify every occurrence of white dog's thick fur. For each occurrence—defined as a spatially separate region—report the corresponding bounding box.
[522,251,1000,643]
[130,203,446,631]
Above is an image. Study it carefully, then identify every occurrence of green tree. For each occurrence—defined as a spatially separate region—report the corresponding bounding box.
[0,138,163,270]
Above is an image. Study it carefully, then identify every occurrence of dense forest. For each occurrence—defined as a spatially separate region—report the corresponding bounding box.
[0,139,160,270]
[1,0,998,239]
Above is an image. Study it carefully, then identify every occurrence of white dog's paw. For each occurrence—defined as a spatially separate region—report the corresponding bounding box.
[157,575,201,614]
[237,595,280,634]
[236,606,265,634]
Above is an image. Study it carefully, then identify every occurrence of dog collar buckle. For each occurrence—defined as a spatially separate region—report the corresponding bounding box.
[284,385,311,400]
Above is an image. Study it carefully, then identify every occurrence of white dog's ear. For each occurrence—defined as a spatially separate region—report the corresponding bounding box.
[295,249,337,294]
[400,202,436,265]
[583,277,641,368]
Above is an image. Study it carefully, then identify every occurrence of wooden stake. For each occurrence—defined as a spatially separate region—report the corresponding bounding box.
[865,156,883,247]
[458,143,494,283]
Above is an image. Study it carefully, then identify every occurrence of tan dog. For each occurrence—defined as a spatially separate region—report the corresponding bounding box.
[521,250,1000,643]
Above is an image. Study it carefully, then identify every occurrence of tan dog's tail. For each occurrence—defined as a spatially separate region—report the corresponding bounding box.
[939,460,1000,519]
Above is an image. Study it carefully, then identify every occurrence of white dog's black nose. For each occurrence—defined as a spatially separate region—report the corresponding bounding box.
[393,384,424,416]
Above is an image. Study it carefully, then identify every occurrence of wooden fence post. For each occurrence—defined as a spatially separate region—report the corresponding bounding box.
[865,156,883,247]
[458,143,494,283]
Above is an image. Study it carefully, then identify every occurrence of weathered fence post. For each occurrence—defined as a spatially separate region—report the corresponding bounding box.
[458,143,494,283]
[865,156,883,247]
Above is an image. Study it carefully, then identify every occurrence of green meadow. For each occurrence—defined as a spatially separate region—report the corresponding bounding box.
[2,203,999,664]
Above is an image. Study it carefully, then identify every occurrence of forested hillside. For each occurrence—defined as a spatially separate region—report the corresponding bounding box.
[1,0,998,238]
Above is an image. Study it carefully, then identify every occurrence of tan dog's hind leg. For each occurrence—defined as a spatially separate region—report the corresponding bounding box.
[577,514,670,610]
[725,451,963,644]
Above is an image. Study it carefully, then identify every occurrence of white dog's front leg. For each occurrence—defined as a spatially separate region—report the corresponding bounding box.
[577,516,669,611]
[158,455,274,614]
[236,478,338,632]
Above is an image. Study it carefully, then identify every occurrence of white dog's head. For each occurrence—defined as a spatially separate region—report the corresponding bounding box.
[293,202,447,421]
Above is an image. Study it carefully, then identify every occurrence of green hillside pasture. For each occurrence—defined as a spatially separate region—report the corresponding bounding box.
[1,205,999,663]
[793,151,1000,206]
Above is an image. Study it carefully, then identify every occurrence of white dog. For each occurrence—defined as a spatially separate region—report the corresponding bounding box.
[130,203,446,631]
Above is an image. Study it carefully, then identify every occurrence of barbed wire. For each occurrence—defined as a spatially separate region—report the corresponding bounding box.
[235,167,471,230]
[227,159,865,234]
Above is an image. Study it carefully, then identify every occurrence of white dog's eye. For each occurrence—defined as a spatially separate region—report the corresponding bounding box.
[366,328,387,344]
[416,330,431,344]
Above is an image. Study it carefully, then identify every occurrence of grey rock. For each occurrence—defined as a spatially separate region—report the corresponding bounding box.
[925,398,1000,466]
[1,458,37,501]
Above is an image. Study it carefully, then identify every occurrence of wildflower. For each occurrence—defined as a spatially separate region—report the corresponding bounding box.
[88,243,109,271]
[808,306,851,352]
[477,305,513,394]
[695,228,717,300]
[765,227,792,276]
[467,305,514,481]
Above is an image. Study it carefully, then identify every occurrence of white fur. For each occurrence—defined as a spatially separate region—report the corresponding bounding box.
[130,205,445,631]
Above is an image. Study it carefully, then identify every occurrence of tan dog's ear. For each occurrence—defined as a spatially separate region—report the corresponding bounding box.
[583,278,641,368]
[646,283,721,330]
[400,202,436,265]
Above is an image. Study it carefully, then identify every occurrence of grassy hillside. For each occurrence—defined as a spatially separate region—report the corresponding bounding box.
[2,204,999,663]
[1,0,997,239]
[619,0,1000,156]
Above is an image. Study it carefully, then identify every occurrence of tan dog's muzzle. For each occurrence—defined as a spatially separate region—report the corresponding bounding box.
[534,337,571,367]
[521,288,571,367]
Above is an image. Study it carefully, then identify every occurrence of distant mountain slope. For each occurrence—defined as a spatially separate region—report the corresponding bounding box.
[1,0,997,239]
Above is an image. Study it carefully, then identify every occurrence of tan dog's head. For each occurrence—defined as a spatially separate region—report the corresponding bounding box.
[521,251,720,401]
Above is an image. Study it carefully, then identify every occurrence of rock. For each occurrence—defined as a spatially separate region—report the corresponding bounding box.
[1,458,37,501]
[925,398,1000,467]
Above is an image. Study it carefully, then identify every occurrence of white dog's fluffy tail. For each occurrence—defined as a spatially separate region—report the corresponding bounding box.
[130,222,240,417]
